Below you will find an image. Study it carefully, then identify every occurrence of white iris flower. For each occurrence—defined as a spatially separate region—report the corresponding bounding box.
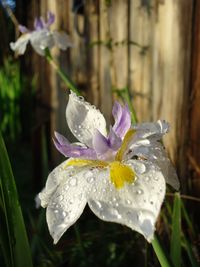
[10,11,72,56]
[38,92,179,244]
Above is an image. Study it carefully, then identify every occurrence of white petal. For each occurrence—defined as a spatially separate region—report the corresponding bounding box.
[66,92,107,147]
[10,33,30,55]
[88,160,166,241]
[133,120,169,140]
[30,29,54,56]
[39,160,94,244]
[53,31,73,50]
[130,142,179,190]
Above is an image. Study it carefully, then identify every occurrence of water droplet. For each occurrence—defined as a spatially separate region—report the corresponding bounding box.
[64,185,69,191]
[135,162,146,174]
[85,171,94,183]
[54,209,59,213]
[93,188,97,193]
[69,178,77,186]
[78,96,84,101]
[112,197,117,202]
[144,176,150,182]
[62,211,67,218]
[96,201,102,209]
[78,125,82,129]
[136,189,143,195]
[126,199,132,205]
[115,202,119,207]
[153,176,159,181]
[57,195,64,201]
[69,199,74,205]
[74,129,77,133]
[102,188,106,193]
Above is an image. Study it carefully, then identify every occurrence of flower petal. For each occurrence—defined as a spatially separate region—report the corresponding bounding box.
[129,140,179,190]
[18,24,29,33]
[112,102,131,139]
[88,160,166,241]
[133,120,169,140]
[92,128,121,160]
[39,160,94,244]
[53,31,73,50]
[66,92,107,147]
[34,17,45,31]
[46,11,55,27]
[10,33,30,55]
[53,138,97,159]
[30,29,54,55]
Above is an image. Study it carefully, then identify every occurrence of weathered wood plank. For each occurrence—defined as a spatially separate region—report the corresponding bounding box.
[152,0,193,185]
[129,0,154,122]
[189,0,200,195]
[99,1,112,122]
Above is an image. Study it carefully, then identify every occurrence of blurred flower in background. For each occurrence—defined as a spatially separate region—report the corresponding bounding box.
[0,0,16,10]
[10,11,73,56]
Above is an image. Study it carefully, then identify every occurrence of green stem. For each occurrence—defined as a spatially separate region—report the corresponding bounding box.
[45,49,80,95]
[123,87,137,124]
[152,235,173,267]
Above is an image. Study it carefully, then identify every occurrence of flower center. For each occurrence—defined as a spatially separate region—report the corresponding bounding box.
[66,129,136,189]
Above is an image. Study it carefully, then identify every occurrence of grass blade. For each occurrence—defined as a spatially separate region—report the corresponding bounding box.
[152,235,173,267]
[170,193,181,267]
[0,131,33,267]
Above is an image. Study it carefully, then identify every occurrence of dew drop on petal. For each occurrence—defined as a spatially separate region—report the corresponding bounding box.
[112,197,117,202]
[144,176,150,182]
[69,177,77,186]
[62,211,67,218]
[136,189,143,195]
[57,195,64,202]
[134,162,146,174]
[126,199,132,205]
[96,201,102,209]
[85,171,94,183]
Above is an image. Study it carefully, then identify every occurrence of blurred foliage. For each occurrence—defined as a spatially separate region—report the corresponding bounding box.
[0,57,35,142]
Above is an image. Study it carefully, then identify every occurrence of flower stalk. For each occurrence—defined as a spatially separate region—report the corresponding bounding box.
[44,49,80,95]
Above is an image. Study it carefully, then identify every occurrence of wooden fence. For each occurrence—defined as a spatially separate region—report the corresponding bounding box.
[19,0,200,194]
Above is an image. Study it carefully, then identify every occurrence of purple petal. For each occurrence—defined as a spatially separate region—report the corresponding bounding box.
[46,11,55,27]
[112,102,131,139]
[93,130,111,154]
[18,24,29,33]
[34,17,45,30]
[53,132,97,159]
[107,127,122,150]
[54,131,69,146]
[93,129,121,160]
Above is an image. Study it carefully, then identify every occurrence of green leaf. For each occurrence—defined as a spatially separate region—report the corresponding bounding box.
[182,238,199,267]
[0,131,33,267]
[152,235,173,267]
[170,193,181,267]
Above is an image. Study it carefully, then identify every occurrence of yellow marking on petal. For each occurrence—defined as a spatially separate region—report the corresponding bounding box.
[115,129,136,161]
[110,161,135,189]
[66,159,108,168]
